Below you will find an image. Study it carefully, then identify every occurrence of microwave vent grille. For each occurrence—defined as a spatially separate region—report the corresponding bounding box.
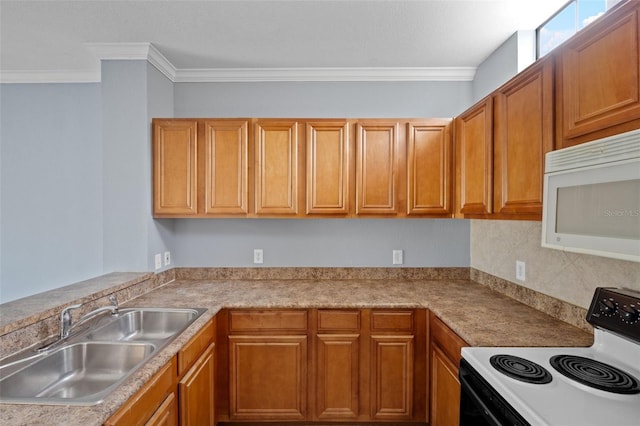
[546,129,640,173]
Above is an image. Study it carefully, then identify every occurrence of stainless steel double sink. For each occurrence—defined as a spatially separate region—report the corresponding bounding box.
[0,307,206,405]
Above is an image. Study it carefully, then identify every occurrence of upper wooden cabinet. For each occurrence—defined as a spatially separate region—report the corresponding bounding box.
[254,120,302,216]
[407,120,452,216]
[493,56,554,217]
[455,57,554,220]
[305,121,351,215]
[455,97,493,216]
[556,0,640,148]
[356,121,400,215]
[153,118,250,218]
[153,118,452,218]
[202,120,249,216]
[153,120,198,216]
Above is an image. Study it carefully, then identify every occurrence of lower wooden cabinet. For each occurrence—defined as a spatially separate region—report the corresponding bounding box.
[147,392,178,426]
[229,335,308,420]
[429,312,468,426]
[226,310,308,421]
[219,308,426,423]
[178,318,216,426]
[105,357,178,426]
[179,342,215,425]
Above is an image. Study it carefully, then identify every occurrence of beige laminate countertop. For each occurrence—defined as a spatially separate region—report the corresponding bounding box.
[0,277,593,426]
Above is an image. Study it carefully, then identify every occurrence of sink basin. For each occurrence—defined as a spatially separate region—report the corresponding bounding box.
[84,308,202,342]
[0,342,154,405]
[0,306,206,405]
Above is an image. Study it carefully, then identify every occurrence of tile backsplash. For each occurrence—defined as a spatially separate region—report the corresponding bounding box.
[470,219,640,309]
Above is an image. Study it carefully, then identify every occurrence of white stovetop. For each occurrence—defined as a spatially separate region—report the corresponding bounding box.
[462,330,640,426]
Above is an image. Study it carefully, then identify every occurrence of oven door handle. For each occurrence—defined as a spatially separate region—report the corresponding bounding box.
[459,373,503,426]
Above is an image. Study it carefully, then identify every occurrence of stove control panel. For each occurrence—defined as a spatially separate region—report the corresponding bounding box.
[588,288,640,343]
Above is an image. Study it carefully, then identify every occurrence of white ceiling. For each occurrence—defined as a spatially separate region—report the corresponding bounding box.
[0,0,569,83]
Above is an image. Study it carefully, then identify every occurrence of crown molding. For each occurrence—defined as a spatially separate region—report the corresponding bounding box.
[1,43,476,83]
[174,66,476,82]
[85,42,177,81]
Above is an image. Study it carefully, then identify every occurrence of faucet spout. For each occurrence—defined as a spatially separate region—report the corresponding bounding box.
[61,296,119,339]
[60,304,82,339]
[37,296,120,352]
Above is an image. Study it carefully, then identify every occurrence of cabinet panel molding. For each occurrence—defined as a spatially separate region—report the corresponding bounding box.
[306,121,350,215]
[179,343,215,426]
[407,120,452,216]
[559,1,640,143]
[430,344,461,426]
[370,335,414,420]
[456,98,493,215]
[146,392,178,426]
[494,57,554,216]
[316,334,360,420]
[203,120,249,215]
[229,335,307,420]
[356,121,399,215]
[255,120,300,215]
[153,120,198,216]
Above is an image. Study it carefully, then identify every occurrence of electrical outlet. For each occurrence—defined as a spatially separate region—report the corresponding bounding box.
[253,249,264,264]
[393,249,404,265]
[516,260,526,281]
[154,253,162,270]
[164,251,171,266]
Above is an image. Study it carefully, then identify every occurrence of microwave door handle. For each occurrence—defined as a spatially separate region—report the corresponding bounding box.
[459,373,504,426]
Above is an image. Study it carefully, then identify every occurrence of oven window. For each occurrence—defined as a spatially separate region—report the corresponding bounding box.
[556,179,640,239]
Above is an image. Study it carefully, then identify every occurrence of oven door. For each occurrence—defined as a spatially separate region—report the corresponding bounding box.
[459,359,530,426]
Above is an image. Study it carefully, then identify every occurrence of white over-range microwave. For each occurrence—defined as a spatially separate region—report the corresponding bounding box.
[542,128,640,262]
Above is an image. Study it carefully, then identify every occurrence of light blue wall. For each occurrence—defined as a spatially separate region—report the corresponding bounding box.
[0,84,103,302]
[102,61,176,273]
[472,30,535,103]
[171,80,472,268]
[146,64,176,270]
[0,73,477,301]
[175,81,472,118]
[175,219,469,267]
[102,61,150,273]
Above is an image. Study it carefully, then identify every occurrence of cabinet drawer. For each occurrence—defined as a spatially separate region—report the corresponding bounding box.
[318,310,360,331]
[178,319,215,377]
[430,313,467,366]
[371,310,414,332]
[229,310,307,332]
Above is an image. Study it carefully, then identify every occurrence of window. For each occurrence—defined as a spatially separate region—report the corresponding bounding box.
[537,0,608,57]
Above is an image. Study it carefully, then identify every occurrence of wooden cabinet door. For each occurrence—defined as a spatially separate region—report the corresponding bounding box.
[407,120,452,216]
[356,121,399,215]
[558,0,640,147]
[229,335,307,421]
[146,392,178,426]
[254,120,301,216]
[493,57,554,217]
[316,334,360,420]
[202,120,249,215]
[455,98,493,215]
[306,121,350,215]
[105,357,177,426]
[153,120,198,216]
[370,335,414,420]
[179,342,215,426]
[430,344,460,426]
[429,312,467,426]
